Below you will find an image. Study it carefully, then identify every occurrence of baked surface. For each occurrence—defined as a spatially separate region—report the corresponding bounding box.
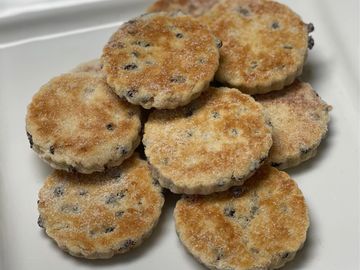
[146,0,218,17]
[143,87,272,194]
[174,165,309,270]
[201,0,310,94]
[101,12,220,109]
[71,59,104,76]
[26,73,141,173]
[38,154,164,259]
[255,80,331,169]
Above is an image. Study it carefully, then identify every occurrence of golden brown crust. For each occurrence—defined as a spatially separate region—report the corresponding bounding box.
[201,0,310,94]
[174,165,309,270]
[101,12,220,109]
[71,59,104,76]
[26,73,141,173]
[254,80,332,169]
[143,87,272,194]
[38,154,164,259]
[146,0,218,17]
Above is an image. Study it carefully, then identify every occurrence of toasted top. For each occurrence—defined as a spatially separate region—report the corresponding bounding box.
[254,80,331,167]
[38,154,164,259]
[174,165,309,270]
[101,12,220,109]
[143,87,272,194]
[26,73,141,173]
[71,59,104,76]
[146,0,218,17]
[201,0,309,94]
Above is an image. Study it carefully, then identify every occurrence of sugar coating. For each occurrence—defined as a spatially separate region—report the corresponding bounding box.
[143,87,272,194]
[254,80,332,169]
[38,154,164,259]
[26,73,142,173]
[101,12,220,109]
[174,165,309,270]
[201,0,310,94]
[71,59,104,76]
[146,0,218,17]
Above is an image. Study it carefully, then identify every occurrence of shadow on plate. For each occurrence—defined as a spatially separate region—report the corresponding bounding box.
[300,57,330,90]
[30,153,53,183]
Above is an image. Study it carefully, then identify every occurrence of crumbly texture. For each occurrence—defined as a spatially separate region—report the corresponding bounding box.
[201,0,310,94]
[71,59,104,76]
[174,165,309,270]
[26,73,141,174]
[254,80,331,170]
[146,0,218,17]
[101,12,220,109]
[38,154,164,259]
[143,87,272,194]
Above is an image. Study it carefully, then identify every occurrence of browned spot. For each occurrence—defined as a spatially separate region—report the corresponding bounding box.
[144,87,272,191]
[38,155,164,257]
[254,80,331,165]
[26,73,141,165]
[101,12,219,108]
[200,0,308,92]
[174,166,309,269]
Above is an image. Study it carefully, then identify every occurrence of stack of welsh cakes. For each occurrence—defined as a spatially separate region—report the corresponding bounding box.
[25,0,331,269]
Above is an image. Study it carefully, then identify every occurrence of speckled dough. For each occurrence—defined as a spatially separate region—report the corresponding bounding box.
[201,0,313,94]
[71,59,104,76]
[174,165,309,270]
[26,73,141,174]
[101,12,220,109]
[37,154,164,259]
[146,0,218,17]
[254,80,331,170]
[143,87,272,194]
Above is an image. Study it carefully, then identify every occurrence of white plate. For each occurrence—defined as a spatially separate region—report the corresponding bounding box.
[0,0,359,269]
